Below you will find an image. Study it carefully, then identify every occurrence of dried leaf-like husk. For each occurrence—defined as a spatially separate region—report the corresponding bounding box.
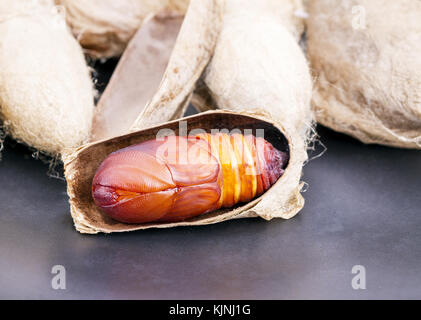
[192,0,313,219]
[56,0,190,59]
[0,0,94,155]
[130,0,223,131]
[90,13,184,142]
[64,111,303,234]
[91,0,222,142]
[306,0,421,149]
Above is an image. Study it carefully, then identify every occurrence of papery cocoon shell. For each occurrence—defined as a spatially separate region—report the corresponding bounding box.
[90,0,223,141]
[193,0,313,220]
[306,0,421,149]
[64,111,298,234]
[56,0,190,59]
[0,0,94,155]
[90,13,184,141]
[129,0,223,132]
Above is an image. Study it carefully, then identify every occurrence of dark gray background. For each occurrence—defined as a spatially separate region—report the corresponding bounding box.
[0,60,420,299]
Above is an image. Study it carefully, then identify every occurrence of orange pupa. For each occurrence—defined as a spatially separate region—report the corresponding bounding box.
[92,133,288,223]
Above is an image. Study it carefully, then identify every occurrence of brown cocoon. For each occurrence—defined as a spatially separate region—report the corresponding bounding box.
[0,0,94,155]
[307,0,421,149]
[56,0,190,59]
[64,111,302,234]
[192,0,313,219]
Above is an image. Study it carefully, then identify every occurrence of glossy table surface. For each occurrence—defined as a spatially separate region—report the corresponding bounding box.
[0,60,420,300]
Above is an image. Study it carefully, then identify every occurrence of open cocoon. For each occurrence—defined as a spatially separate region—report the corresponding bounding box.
[306,0,421,149]
[0,0,94,155]
[64,111,297,233]
[63,0,313,233]
[56,0,190,59]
